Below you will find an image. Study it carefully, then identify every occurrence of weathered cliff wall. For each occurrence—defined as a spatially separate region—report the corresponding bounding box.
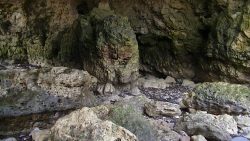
[0,0,249,83]
[109,0,250,83]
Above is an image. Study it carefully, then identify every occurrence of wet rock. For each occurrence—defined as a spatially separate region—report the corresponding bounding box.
[175,111,237,141]
[144,101,181,117]
[183,82,250,115]
[191,135,207,141]
[50,107,138,141]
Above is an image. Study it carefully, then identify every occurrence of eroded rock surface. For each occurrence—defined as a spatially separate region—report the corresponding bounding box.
[183,82,250,115]
[78,8,139,84]
[0,0,250,83]
[110,0,250,83]
[0,65,98,117]
[50,107,138,141]
[144,101,181,117]
[175,111,237,141]
[1,0,250,140]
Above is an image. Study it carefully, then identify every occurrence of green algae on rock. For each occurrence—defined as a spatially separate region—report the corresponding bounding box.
[78,8,139,84]
[109,0,250,82]
[183,82,250,115]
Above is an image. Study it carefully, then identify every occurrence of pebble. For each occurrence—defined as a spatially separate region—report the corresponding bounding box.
[191,135,207,141]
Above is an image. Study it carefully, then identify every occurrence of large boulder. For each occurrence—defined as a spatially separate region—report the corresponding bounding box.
[175,111,237,141]
[78,8,139,84]
[50,107,138,141]
[0,64,98,136]
[0,65,98,117]
[183,82,250,115]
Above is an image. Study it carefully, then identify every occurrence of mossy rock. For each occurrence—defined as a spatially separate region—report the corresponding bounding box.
[78,8,139,84]
[0,46,27,62]
[108,105,157,141]
[187,82,250,115]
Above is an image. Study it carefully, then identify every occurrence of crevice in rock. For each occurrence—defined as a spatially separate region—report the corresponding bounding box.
[198,25,211,41]
[76,1,91,15]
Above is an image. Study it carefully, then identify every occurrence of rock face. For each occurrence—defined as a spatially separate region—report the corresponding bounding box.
[109,0,203,79]
[78,8,139,84]
[110,0,250,83]
[0,0,80,65]
[0,1,139,85]
[175,111,237,141]
[183,82,250,115]
[0,0,250,83]
[50,107,138,141]
[0,65,98,117]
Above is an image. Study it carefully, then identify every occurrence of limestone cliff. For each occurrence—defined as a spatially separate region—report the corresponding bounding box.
[0,0,249,83]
